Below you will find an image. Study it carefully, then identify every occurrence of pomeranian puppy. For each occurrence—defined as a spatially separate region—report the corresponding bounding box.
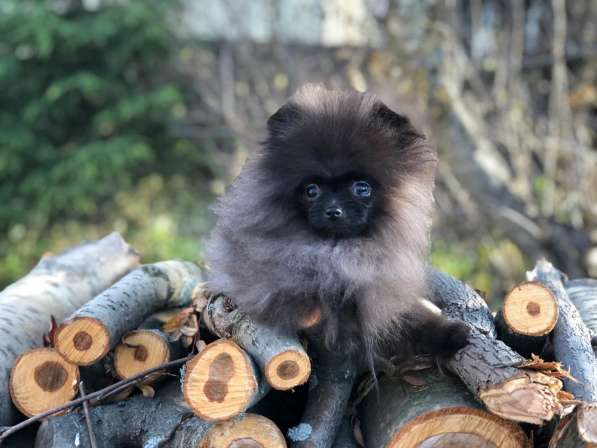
[206,85,468,364]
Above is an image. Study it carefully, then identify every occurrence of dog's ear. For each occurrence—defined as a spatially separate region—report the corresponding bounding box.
[371,101,410,131]
[266,102,300,137]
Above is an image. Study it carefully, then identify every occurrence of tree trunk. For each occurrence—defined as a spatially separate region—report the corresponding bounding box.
[429,267,564,424]
[359,369,530,448]
[203,295,311,390]
[527,260,597,402]
[54,261,203,366]
[0,232,138,425]
[182,339,269,421]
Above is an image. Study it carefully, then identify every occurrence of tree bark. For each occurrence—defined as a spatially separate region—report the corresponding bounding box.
[566,278,597,353]
[203,295,311,390]
[55,261,203,366]
[35,380,211,448]
[359,369,530,448]
[332,417,358,448]
[429,267,564,424]
[549,404,597,448]
[288,331,357,448]
[527,260,597,402]
[0,232,138,425]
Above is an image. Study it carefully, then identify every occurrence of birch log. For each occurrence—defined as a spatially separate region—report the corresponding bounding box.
[203,295,311,390]
[35,381,211,448]
[0,232,138,425]
[429,267,564,424]
[55,261,203,366]
[359,369,530,448]
[495,282,558,357]
[527,260,597,402]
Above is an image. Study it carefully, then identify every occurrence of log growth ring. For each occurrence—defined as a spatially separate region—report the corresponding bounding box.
[265,349,311,390]
[389,407,530,448]
[114,330,171,380]
[183,340,257,421]
[55,316,110,365]
[9,348,79,417]
[503,282,558,336]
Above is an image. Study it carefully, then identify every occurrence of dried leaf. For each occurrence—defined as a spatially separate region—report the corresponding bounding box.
[192,283,209,313]
[43,315,59,348]
[162,307,194,333]
[137,384,155,398]
[519,354,578,382]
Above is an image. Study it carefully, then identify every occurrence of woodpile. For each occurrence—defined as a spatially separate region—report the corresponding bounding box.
[0,235,596,447]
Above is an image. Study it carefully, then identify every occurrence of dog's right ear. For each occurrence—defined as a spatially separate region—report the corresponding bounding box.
[266,102,300,137]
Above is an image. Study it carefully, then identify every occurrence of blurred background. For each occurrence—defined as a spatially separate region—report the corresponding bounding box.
[1,0,595,307]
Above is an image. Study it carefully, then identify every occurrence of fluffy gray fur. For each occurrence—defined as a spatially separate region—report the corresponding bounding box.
[206,84,466,362]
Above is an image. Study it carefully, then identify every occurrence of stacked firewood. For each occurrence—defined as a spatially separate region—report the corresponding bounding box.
[0,233,596,448]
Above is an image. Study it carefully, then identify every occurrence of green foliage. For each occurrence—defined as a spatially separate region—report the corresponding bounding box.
[0,0,219,286]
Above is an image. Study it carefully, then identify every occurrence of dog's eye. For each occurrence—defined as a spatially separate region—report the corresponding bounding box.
[305,184,320,199]
[352,181,371,198]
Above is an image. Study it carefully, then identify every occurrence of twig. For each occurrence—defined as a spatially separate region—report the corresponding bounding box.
[0,354,194,444]
[79,381,98,448]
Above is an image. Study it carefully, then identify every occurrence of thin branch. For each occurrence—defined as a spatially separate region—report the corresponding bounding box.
[79,381,98,448]
[0,354,194,444]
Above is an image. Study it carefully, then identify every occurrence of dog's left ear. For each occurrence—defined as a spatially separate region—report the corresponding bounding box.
[266,102,300,138]
[371,101,410,131]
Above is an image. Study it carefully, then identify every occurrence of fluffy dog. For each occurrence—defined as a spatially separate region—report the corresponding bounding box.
[206,85,468,364]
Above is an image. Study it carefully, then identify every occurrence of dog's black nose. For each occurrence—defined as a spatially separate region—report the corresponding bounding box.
[325,207,343,220]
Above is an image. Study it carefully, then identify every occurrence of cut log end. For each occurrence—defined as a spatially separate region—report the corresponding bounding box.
[388,407,529,448]
[578,403,597,444]
[478,372,563,425]
[114,330,171,382]
[201,413,286,448]
[55,316,110,366]
[183,339,258,421]
[9,348,79,417]
[265,349,311,390]
[503,282,558,337]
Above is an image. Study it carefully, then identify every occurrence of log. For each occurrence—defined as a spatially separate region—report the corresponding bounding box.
[527,260,597,402]
[9,348,79,417]
[201,413,287,448]
[429,267,564,424]
[0,232,138,424]
[34,381,211,448]
[359,369,530,448]
[496,282,558,357]
[566,278,597,351]
[203,295,311,390]
[113,329,183,384]
[182,339,269,421]
[332,417,358,448]
[288,332,357,448]
[55,261,203,366]
[549,404,597,447]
